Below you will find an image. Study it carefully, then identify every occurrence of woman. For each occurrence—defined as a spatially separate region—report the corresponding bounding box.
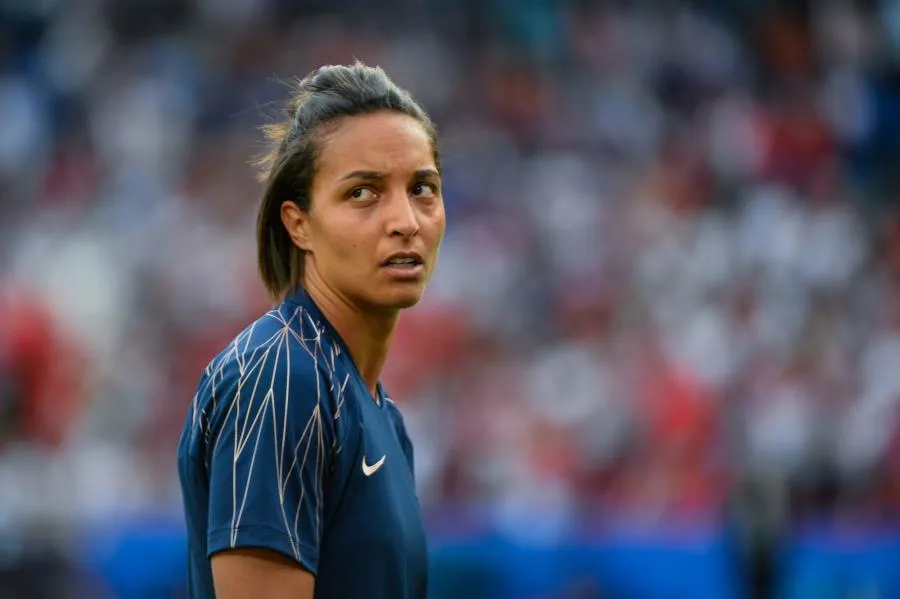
[177,62,445,599]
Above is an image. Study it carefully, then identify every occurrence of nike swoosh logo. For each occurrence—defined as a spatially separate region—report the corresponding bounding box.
[362,454,386,476]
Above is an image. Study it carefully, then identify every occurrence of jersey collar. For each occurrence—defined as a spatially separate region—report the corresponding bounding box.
[283,286,386,405]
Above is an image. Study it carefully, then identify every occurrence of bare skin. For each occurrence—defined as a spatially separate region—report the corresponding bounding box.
[283,110,445,394]
[212,549,315,599]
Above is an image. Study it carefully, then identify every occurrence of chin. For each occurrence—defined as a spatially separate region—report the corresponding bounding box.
[374,285,427,312]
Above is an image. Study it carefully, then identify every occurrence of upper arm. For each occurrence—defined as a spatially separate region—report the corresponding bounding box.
[206,342,335,576]
[212,548,315,599]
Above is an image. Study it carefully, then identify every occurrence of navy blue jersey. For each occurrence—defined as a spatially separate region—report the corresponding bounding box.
[177,288,427,599]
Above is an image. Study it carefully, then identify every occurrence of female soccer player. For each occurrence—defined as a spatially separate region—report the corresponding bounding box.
[177,62,445,599]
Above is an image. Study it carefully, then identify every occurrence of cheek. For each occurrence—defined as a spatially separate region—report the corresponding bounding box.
[315,214,362,256]
[326,223,376,270]
[428,206,447,243]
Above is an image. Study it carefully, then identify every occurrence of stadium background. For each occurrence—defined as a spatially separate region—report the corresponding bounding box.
[3,0,900,597]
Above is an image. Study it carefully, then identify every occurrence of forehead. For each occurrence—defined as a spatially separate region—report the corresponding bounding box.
[315,111,435,180]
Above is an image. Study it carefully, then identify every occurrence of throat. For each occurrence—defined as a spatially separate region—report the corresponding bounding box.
[302,281,398,396]
[350,329,393,397]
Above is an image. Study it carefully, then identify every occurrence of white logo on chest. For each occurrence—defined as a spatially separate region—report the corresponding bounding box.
[362,454,386,476]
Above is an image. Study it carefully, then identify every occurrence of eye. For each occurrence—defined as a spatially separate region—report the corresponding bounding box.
[349,187,376,201]
[411,182,437,198]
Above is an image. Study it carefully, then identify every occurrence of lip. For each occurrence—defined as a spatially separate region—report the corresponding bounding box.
[381,251,424,267]
[381,263,426,280]
[380,251,426,280]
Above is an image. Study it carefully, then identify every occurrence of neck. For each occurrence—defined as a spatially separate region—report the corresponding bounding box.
[302,278,398,396]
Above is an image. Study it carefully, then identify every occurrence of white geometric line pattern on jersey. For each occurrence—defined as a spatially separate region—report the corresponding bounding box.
[362,454,387,476]
[194,303,348,563]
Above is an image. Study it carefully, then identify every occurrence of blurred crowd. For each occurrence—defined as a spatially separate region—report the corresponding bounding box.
[3,0,900,568]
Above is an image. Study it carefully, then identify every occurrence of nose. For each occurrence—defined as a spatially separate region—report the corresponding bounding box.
[385,192,420,239]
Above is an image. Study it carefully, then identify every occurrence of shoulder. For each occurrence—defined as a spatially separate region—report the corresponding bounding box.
[190,301,347,443]
[205,303,331,390]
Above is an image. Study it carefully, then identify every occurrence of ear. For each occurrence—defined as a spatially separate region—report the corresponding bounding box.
[280,201,312,252]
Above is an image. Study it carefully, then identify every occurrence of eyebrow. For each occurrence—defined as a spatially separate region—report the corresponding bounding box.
[339,169,440,182]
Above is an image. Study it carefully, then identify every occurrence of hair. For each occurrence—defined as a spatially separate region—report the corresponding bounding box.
[254,61,440,300]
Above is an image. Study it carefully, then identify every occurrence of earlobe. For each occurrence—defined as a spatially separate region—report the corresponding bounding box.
[280,201,311,251]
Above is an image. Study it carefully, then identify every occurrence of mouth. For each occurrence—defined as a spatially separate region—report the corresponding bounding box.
[381,252,425,279]
[381,252,424,269]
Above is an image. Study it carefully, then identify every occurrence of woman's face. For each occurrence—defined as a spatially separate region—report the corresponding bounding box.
[282,111,445,314]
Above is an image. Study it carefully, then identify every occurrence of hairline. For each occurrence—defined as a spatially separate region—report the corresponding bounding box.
[287,109,441,214]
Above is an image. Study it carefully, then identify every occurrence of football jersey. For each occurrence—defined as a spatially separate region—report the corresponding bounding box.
[177,287,427,599]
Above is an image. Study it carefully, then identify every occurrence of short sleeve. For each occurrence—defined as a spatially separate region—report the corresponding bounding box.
[205,346,334,575]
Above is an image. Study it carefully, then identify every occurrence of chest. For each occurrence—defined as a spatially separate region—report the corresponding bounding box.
[321,380,427,578]
[347,395,420,533]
